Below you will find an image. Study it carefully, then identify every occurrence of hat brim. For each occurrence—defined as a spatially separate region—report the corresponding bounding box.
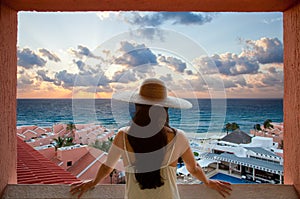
[112,91,192,109]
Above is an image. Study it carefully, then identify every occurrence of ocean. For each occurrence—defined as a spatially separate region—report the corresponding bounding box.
[17,98,283,134]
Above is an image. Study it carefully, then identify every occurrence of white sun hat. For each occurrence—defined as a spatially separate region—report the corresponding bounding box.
[112,78,192,109]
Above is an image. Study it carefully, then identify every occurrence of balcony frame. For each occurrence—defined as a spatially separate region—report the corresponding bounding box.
[1,0,300,198]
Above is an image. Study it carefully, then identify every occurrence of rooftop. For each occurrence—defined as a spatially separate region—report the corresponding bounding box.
[244,147,281,159]
[17,137,80,184]
[201,152,283,175]
[221,129,252,144]
[67,147,124,182]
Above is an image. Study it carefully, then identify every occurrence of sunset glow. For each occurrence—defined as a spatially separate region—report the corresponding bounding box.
[17,12,283,99]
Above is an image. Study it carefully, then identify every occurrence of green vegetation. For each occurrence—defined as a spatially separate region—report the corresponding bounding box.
[66,122,77,138]
[263,119,274,130]
[224,122,240,134]
[53,136,75,150]
[253,123,262,131]
[91,137,114,152]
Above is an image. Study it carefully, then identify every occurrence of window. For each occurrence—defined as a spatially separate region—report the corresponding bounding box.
[67,161,72,167]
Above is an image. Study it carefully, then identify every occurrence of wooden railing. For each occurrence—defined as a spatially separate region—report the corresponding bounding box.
[2,184,298,199]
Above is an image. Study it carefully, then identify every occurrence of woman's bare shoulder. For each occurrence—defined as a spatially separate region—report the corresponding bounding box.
[174,129,190,145]
[113,127,129,147]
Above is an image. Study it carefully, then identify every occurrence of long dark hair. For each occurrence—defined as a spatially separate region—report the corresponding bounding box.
[127,104,175,189]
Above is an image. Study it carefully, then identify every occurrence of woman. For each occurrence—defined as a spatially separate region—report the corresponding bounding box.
[70,78,232,198]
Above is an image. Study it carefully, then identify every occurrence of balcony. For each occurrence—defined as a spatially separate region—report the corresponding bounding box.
[2,184,299,199]
[1,0,300,198]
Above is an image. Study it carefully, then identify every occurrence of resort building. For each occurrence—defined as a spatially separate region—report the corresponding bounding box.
[194,131,284,184]
[250,122,284,149]
[36,140,125,184]
[74,124,114,145]
[16,123,114,147]
[16,123,123,184]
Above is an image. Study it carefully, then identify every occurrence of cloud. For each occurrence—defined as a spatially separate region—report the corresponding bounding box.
[261,70,283,86]
[262,17,282,24]
[242,37,283,64]
[185,77,208,92]
[186,70,193,75]
[195,52,259,76]
[38,48,61,62]
[69,45,99,59]
[132,28,165,41]
[17,48,46,69]
[111,70,137,83]
[223,76,247,88]
[124,12,215,27]
[159,74,173,82]
[268,66,277,74]
[114,41,157,69]
[17,72,35,91]
[54,69,111,90]
[246,66,283,89]
[73,60,85,71]
[18,74,34,85]
[18,68,25,75]
[82,85,113,93]
[54,70,77,88]
[36,70,55,82]
[96,12,119,20]
[158,55,187,72]
[193,37,282,77]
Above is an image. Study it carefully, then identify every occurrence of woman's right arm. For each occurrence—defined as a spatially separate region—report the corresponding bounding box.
[181,146,210,184]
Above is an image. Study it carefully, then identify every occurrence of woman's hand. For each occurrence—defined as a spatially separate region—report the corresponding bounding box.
[70,180,96,199]
[205,179,232,198]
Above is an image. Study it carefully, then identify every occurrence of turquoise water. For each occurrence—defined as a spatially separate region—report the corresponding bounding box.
[210,173,256,184]
[17,98,283,133]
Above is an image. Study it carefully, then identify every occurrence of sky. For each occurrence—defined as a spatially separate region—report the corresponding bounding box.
[17,12,283,99]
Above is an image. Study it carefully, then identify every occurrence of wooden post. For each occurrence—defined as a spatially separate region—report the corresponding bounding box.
[0,2,18,196]
[283,1,300,194]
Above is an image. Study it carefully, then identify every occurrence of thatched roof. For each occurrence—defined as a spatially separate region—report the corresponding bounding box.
[221,129,252,144]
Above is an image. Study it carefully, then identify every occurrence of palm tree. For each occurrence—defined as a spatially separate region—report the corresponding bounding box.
[224,123,232,135]
[53,136,65,150]
[108,137,114,143]
[253,124,262,136]
[66,122,77,139]
[254,124,262,131]
[231,122,240,131]
[223,122,240,135]
[263,119,274,129]
[64,137,74,146]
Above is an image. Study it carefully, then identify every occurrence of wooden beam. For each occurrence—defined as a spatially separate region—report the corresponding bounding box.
[2,0,298,12]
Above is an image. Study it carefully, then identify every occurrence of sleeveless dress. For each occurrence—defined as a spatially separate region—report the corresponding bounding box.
[121,128,190,199]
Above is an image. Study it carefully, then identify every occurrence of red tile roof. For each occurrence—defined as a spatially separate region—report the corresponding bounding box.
[67,147,105,177]
[17,137,81,184]
[67,147,124,182]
